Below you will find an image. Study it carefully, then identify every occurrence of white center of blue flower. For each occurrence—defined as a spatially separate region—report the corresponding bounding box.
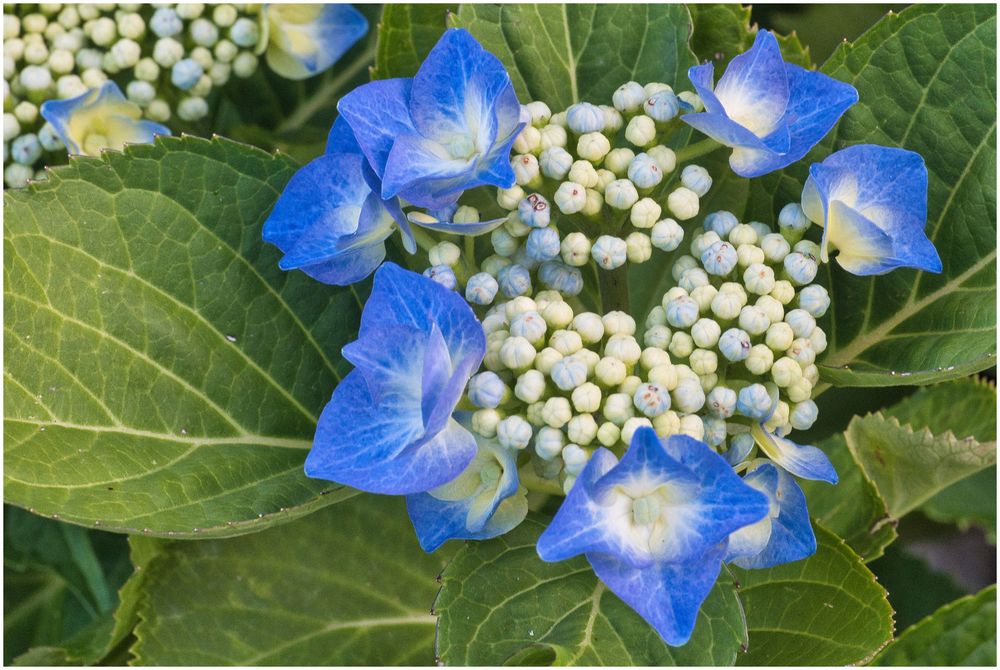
[631,494,662,526]
[447,134,477,161]
[480,461,502,487]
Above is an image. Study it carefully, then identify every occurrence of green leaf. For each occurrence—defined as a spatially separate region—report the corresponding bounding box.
[845,413,997,520]
[372,4,455,80]
[747,4,998,386]
[4,135,361,538]
[872,585,996,666]
[688,4,811,68]
[434,515,746,666]
[452,4,698,111]
[732,523,894,665]
[131,495,446,665]
[868,545,965,632]
[921,467,997,542]
[798,435,897,561]
[883,377,997,442]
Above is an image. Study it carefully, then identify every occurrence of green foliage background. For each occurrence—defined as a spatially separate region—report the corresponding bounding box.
[4,3,996,666]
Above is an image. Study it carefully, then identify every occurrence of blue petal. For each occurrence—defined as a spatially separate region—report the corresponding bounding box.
[279,191,392,269]
[779,64,858,165]
[752,423,838,484]
[407,211,508,236]
[325,115,363,155]
[688,62,726,116]
[338,78,416,177]
[289,238,387,286]
[729,464,816,569]
[588,542,727,647]
[264,4,368,80]
[712,30,789,138]
[382,132,477,209]
[305,370,477,494]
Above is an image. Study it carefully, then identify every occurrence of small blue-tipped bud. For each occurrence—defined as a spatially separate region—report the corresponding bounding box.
[562,443,591,476]
[749,221,773,239]
[538,261,584,296]
[724,432,755,466]
[150,8,182,38]
[681,165,713,197]
[778,202,811,233]
[784,252,818,286]
[703,416,727,447]
[11,133,42,165]
[465,272,499,305]
[651,218,684,252]
[518,193,551,228]
[798,284,831,318]
[539,147,573,180]
[591,235,627,270]
[790,399,819,431]
[468,371,508,409]
[230,17,260,48]
[701,240,738,276]
[510,310,547,343]
[704,210,740,238]
[679,267,710,292]
[551,356,588,391]
[665,296,699,329]
[626,152,663,189]
[535,426,565,460]
[422,265,457,290]
[633,383,671,417]
[737,383,773,421]
[171,58,203,90]
[794,239,821,259]
[612,81,646,113]
[760,233,791,263]
[498,264,532,298]
[785,309,817,338]
[706,386,737,418]
[497,415,533,450]
[526,226,561,261]
[38,122,63,151]
[672,378,706,413]
[719,328,752,362]
[566,102,605,134]
[643,90,681,122]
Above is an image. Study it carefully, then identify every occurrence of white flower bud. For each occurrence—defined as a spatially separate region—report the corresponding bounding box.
[766,280,793,306]
[564,159,598,188]
[787,338,816,366]
[672,378,706,413]
[786,376,813,403]
[646,306,668,329]
[756,295,785,324]
[625,232,653,264]
[627,153,663,189]
[595,356,627,387]
[668,331,695,359]
[603,311,635,337]
[601,179,637,210]
[90,17,117,46]
[497,415,533,450]
[809,326,828,354]
[597,421,621,447]
[526,101,552,127]
[765,322,795,352]
[727,223,756,246]
[737,243,766,267]
[539,123,568,150]
[691,318,721,348]
[13,100,37,125]
[644,324,672,349]
[749,221,773,239]
[551,355,589,391]
[624,197,660,229]
[690,231,721,258]
[719,328,752,362]
[482,255,512,277]
[745,344,775,376]
[603,147,635,176]
[566,382,599,414]
[153,37,184,67]
[512,153,540,185]
[678,91,704,111]
[559,231,591,267]
[625,114,657,147]
[603,392,635,425]
[681,164,712,197]
[739,305,770,336]
[47,48,74,75]
[591,235,627,270]
[647,363,679,391]
[213,4,238,27]
[190,17,219,47]
[794,240,821,259]
[703,211,739,239]
[784,252,818,285]
[529,346,560,376]
[553,180,586,214]
[690,348,718,375]
[649,410,678,437]
[798,284,830,317]
[513,125,541,154]
[665,296,699,329]
[500,336,536,370]
[759,233,790,264]
[802,363,820,386]
[605,334,641,366]
[640,346,671,370]
[178,96,209,121]
[112,38,142,68]
[650,218,684,252]
[146,99,171,123]
[667,187,699,220]
[779,202,811,239]
[505,213,532,237]
[19,64,52,92]
[497,184,526,210]
[613,81,646,113]
[790,399,819,431]
[514,369,547,404]
[423,241,458,269]
[506,296,538,319]
[647,145,677,173]
[549,329,583,356]
[126,80,156,106]
[566,102,604,134]
[771,356,803,387]
[701,240,738,276]
[622,417,654,444]
[620,375,642,396]
[784,309,816,339]
[232,51,259,78]
[594,168,617,192]
[526,402,546,426]
[541,300,574,330]
[566,312,601,344]
[542,396,573,428]
[706,386,737,418]
[511,311,548,346]
[176,4,205,20]
[567,414,599,447]
[4,14,21,38]
[690,285,718,313]
[533,426,564,460]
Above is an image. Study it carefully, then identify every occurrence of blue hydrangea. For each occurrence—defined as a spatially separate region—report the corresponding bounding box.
[304,263,486,494]
[683,30,858,177]
[749,387,838,484]
[261,4,369,80]
[801,144,942,275]
[537,428,770,645]
[338,28,526,211]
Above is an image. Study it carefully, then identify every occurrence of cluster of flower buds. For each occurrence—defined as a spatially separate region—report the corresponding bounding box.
[3,3,263,186]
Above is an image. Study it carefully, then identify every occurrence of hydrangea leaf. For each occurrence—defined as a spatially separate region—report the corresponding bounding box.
[844,413,997,521]
[871,585,997,666]
[434,514,746,665]
[868,545,965,633]
[731,523,894,666]
[4,135,362,538]
[372,4,455,80]
[450,4,698,111]
[688,4,811,68]
[747,4,997,386]
[130,495,448,665]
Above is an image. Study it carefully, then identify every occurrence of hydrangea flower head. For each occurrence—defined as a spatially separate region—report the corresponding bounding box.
[304,263,486,494]
[263,119,409,285]
[40,81,170,156]
[338,28,526,210]
[801,144,942,275]
[683,30,858,177]
[537,427,769,645]
[259,4,368,80]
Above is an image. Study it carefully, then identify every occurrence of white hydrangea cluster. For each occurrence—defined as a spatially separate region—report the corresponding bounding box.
[3,3,263,187]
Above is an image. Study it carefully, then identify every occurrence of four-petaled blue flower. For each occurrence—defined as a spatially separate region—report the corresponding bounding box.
[725,462,817,569]
[537,427,770,645]
[407,415,528,551]
[304,262,486,494]
[338,28,526,211]
[801,144,942,275]
[261,4,368,80]
[262,118,412,286]
[40,81,170,157]
[683,30,858,178]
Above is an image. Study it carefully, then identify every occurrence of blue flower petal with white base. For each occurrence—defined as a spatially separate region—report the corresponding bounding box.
[337,28,525,211]
[407,423,528,552]
[304,263,485,495]
[261,4,368,81]
[751,422,839,484]
[725,463,817,569]
[683,30,857,178]
[801,144,942,275]
[537,428,769,646]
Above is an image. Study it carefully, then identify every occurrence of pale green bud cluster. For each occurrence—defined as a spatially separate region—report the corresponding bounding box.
[3,3,264,185]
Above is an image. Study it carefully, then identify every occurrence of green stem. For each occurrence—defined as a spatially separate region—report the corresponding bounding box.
[518,467,566,496]
[275,44,376,135]
[410,226,438,254]
[674,138,723,164]
[598,263,630,313]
